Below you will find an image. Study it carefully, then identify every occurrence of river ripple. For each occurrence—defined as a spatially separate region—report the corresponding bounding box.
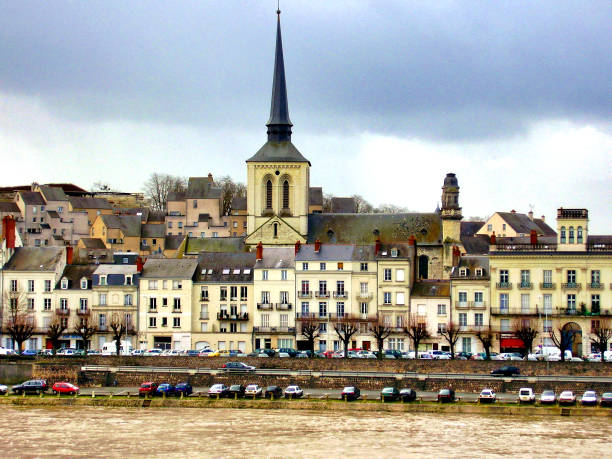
[0,406,609,459]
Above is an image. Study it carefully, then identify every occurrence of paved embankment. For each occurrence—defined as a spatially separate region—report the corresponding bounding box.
[1,394,610,417]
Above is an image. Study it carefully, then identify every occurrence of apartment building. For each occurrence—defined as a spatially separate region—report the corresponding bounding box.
[192,252,255,353]
[138,259,198,350]
[253,246,295,350]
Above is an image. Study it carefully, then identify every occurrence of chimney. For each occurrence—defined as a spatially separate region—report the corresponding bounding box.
[314,239,321,253]
[208,173,214,183]
[541,215,545,222]
[136,257,144,272]
[452,245,461,267]
[511,209,516,214]
[530,230,537,245]
[490,232,496,244]
[256,242,263,261]
[2,216,16,249]
[66,246,74,265]
[528,210,534,221]
[294,240,301,255]
[408,235,416,246]
[374,239,381,255]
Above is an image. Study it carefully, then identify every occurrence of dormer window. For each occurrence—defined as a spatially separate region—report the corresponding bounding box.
[125,276,132,286]
[100,275,107,286]
[243,269,251,275]
[475,268,483,277]
[222,269,230,275]
[80,278,88,289]
[61,278,68,289]
[459,268,467,277]
[391,248,398,258]
[233,269,240,275]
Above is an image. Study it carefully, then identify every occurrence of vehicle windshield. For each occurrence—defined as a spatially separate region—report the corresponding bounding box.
[230,385,241,390]
[246,385,257,390]
[211,385,223,390]
[584,391,596,397]
[343,387,354,392]
[382,388,394,392]
[542,391,554,396]
[440,390,450,395]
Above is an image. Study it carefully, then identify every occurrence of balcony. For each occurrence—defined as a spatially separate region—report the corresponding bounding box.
[496,282,512,289]
[172,308,182,313]
[469,301,487,309]
[315,291,330,299]
[456,301,469,309]
[276,303,292,311]
[491,308,541,316]
[297,291,312,299]
[252,326,296,334]
[217,312,249,321]
[587,282,603,290]
[98,325,108,332]
[199,313,209,320]
[540,282,556,290]
[200,296,209,302]
[257,303,273,310]
[518,282,533,290]
[356,292,373,301]
[55,308,70,316]
[76,309,90,317]
[333,291,348,299]
[561,282,582,291]
[490,307,612,317]
[240,297,248,301]
[148,308,157,313]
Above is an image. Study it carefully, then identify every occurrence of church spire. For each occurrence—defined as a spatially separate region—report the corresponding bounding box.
[266,8,292,142]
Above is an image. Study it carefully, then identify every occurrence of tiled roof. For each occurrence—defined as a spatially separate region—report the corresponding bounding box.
[184,237,246,254]
[141,223,166,238]
[196,252,256,282]
[307,213,442,245]
[56,264,98,289]
[167,191,187,202]
[246,141,310,164]
[461,221,484,237]
[100,215,142,237]
[141,258,199,279]
[0,201,20,213]
[186,177,221,200]
[19,191,45,206]
[38,185,68,202]
[164,235,186,251]
[331,197,356,213]
[375,243,413,259]
[450,256,490,279]
[68,196,113,210]
[79,237,107,249]
[460,234,490,255]
[3,247,64,271]
[255,247,295,269]
[295,244,368,262]
[309,187,323,207]
[496,212,556,236]
[231,197,247,211]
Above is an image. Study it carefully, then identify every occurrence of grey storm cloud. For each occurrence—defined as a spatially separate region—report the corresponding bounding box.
[0,0,610,141]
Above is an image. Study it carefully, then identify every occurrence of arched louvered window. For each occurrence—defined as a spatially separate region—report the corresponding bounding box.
[577,226,583,243]
[560,226,566,243]
[266,180,272,209]
[569,226,575,244]
[282,180,289,209]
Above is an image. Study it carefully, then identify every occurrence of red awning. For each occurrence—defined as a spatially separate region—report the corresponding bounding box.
[500,338,524,348]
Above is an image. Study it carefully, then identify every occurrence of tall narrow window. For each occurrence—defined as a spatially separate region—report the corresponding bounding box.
[273,223,278,237]
[577,226,583,243]
[569,226,575,244]
[282,180,289,209]
[560,226,566,243]
[266,180,272,209]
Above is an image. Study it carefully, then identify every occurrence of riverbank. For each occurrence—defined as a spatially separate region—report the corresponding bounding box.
[2,394,610,417]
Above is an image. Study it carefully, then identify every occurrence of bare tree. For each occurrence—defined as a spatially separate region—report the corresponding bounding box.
[549,326,575,362]
[512,318,540,359]
[296,314,320,355]
[46,312,68,355]
[215,175,247,216]
[590,319,612,362]
[352,195,373,213]
[74,315,98,351]
[3,291,35,353]
[475,326,496,360]
[369,317,392,359]
[91,182,115,192]
[438,321,461,359]
[109,312,135,356]
[332,315,360,358]
[322,193,334,213]
[374,204,410,213]
[404,314,430,358]
[143,173,186,213]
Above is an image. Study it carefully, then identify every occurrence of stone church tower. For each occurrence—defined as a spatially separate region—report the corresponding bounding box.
[441,172,462,242]
[245,10,310,247]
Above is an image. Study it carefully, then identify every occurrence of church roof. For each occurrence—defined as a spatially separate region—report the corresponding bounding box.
[246,141,310,164]
[307,213,443,245]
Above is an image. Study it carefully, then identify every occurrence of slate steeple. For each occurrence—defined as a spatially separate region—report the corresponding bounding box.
[266,9,293,142]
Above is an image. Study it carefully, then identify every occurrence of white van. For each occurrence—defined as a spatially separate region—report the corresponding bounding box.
[101,340,133,356]
[528,347,571,361]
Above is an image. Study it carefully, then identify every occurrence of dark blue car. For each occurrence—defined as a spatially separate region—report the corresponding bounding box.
[21,350,38,356]
[156,383,176,396]
[175,382,193,396]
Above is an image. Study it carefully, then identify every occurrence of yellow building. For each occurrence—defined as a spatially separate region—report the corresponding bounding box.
[488,208,612,357]
[138,259,198,350]
[91,214,142,253]
[191,252,256,352]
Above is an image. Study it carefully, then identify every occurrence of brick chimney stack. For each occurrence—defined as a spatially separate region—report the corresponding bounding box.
[375,239,381,255]
[294,241,301,255]
[66,246,74,265]
[256,242,263,261]
[136,257,144,272]
[2,216,16,249]
[530,229,537,245]
[314,239,321,253]
[490,232,496,244]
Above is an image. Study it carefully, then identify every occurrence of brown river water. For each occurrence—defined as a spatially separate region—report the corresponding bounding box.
[1,406,610,459]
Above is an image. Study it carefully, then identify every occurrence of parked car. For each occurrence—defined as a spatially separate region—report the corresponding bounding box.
[12,379,48,395]
[498,352,523,361]
[264,385,283,399]
[175,382,193,396]
[277,348,298,358]
[600,392,612,407]
[384,350,402,359]
[87,350,101,356]
[139,382,158,397]
[358,351,377,359]
[144,349,163,356]
[296,351,310,358]
[255,349,275,358]
[220,362,255,372]
[491,366,520,377]
[131,349,145,356]
[38,349,53,356]
[0,347,17,356]
[478,389,496,403]
[431,350,451,360]
[205,350,220,358]
[0,384,7,395]
[518,388,535,404]
[580,391,598,406]
[277,352,291,358]
[208,384,230,398]
[437,388,456,403]
[245,384,263,397]
[228,384,246,398]
[51,382,79,395]
[341,386,361,401]
[400,388,417,402]
[156,383,176,396]
[381,387,400,401]
[539,390,557,405]
[558,391,577,405]
[284,385,304,398]
[21,349,37,356]
[186,350,200,357]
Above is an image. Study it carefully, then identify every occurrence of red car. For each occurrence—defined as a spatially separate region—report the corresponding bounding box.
[139,382,158,397]
[52,382,80,395]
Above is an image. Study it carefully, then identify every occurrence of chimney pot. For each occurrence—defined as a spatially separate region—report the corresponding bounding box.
[541,215,545,222]
[530,229,537,245]
[314,239,321,253]
[294,240,301,255]
[256,242,263,260]
[408,235,416,246]
[511,209,516,213]
[528,211,534,221]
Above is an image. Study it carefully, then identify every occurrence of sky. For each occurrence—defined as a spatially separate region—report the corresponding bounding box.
[1,1,611,232]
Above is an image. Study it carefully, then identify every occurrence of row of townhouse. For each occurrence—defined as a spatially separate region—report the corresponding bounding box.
[1,208,611,356]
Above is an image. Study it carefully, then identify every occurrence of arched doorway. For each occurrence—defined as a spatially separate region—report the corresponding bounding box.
[561,322,582,357]
[418,255,429,279]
